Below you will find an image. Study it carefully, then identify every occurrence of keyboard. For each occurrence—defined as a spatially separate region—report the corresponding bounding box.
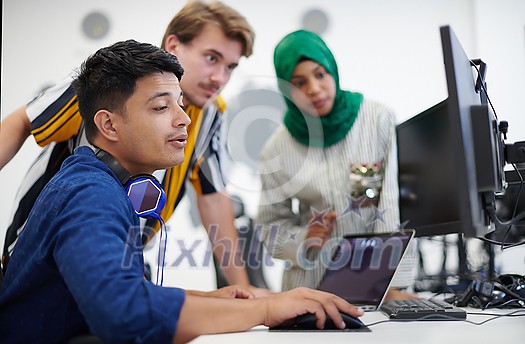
[380,299,466,321]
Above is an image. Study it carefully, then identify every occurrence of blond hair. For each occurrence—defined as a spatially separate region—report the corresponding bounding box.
[161,0,255,57]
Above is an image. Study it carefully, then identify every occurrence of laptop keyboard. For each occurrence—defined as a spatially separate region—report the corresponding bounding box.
[380,299,466,321]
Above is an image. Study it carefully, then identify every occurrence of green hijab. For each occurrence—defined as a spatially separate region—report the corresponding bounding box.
[274,30,363,147]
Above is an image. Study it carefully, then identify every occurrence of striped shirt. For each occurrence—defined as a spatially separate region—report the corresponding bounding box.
[2,74,229,271]
[257,99,416,291]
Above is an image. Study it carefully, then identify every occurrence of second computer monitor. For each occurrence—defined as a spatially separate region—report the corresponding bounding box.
[397,25,505,238]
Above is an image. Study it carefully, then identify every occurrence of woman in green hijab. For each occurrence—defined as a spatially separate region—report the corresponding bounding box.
[257,30,416,299]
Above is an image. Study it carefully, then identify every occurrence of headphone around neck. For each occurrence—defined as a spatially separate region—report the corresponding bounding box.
[95,148,166,221]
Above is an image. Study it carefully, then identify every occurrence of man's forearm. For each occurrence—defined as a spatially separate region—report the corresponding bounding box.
[174,294,265,343]
[211,225,250,286]
[197,191,251,286]
[0,106,32,169]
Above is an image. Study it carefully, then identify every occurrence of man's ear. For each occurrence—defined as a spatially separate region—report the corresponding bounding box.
[164,34,182,55]
[93,110,119,142]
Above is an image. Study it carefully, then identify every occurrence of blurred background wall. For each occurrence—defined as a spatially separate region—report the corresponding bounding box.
[2,0,524,290]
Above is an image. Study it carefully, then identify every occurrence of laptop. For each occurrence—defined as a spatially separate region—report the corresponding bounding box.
[317,229,415,311]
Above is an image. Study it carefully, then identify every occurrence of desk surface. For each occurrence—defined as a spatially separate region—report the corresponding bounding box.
[191,307,524,344]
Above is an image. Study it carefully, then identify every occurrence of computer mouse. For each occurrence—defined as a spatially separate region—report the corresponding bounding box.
[293,312,365,330]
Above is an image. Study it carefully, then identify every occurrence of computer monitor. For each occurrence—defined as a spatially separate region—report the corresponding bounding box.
[397,25,506,238]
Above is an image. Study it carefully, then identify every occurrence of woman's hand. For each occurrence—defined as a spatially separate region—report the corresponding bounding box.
[385,288,420,300]
[305,210,336,249]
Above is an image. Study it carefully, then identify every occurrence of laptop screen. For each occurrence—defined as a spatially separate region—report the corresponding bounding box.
[317,230,414,307]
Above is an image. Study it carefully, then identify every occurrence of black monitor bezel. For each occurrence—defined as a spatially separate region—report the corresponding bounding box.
[396,25,498,238]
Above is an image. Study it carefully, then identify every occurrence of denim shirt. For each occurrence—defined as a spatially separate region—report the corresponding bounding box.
[0,146,185,343]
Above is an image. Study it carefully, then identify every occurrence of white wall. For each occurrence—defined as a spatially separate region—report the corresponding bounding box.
[2,0,524,288]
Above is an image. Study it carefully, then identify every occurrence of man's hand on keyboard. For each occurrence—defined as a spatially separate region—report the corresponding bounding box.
[385,288,420,301]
